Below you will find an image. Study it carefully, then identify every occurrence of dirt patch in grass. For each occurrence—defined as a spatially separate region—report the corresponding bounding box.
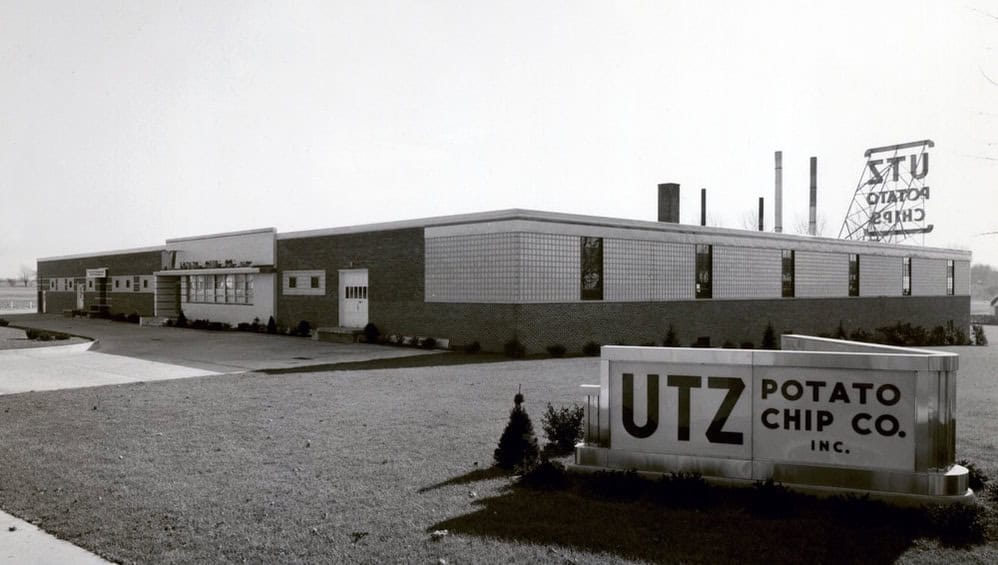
[1,343,998,563]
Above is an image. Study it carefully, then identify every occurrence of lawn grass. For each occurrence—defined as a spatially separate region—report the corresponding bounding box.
[0,337,997,563]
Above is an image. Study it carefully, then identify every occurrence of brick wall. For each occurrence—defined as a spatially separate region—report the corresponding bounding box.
[413,296,969,354]
[37,250,161,316]
[276,228,425,330]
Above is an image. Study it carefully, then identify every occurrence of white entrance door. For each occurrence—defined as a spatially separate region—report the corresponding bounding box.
[338,269,369,328]
[76,282,85,310]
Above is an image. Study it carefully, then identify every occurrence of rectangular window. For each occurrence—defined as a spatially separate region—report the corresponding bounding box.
[902,257,912,296]
[946,260,954,296]
[115,280,120,289]
[88,280,94,289]
[695,244,712,299]
[848,254,860,297]
[580,236,604,301]
[311,276,320,289]
[289,276,297,289]
[781,250,795,298]
[143,279,148,289]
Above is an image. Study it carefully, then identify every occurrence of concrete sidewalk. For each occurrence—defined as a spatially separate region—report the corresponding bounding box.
[4,314,438,373]
[1,510,111,564]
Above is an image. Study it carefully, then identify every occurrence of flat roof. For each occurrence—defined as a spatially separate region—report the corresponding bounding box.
[39,208,972,263]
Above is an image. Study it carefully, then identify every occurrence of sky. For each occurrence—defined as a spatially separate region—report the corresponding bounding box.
[2,0,997,278]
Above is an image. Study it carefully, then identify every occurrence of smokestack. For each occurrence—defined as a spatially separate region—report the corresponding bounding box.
[809,156,817,235]
[700,188,707,226]
[774,151,783,233]
[758,197,765,231]
[658,183,680,223]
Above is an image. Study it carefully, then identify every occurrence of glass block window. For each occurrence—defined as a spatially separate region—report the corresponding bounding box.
[695,244,712,299]
[580,236,604,301]
[781,249,795,298]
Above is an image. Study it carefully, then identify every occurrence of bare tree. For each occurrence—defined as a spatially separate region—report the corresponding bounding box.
[5,277,17,287]
[791,214,828,236]
[19,265,35,287]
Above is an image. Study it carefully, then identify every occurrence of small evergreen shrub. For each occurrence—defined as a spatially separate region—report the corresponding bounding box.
[207,321,229,331]
[164,319,174,327]
[722,340,736,348]
[421,337,437,350]
[295,320,311,337]
[363,323,380,344]
[266,316,277,334]
[740,341,755,349]
[972,324,988,346]
[237,322,252,331]
[582,341,600,357]
[111,312,127,322]
[503,338,526,359]
[126,312,140,324]
[176,310,188,329]
[545,344,566,358]
[761,323,777,350]
[38,332,52,341]
[494,389,540,471]
[0,318,8,327]
[541,402,584,452]
[251,317,261,332]
[54,333,69,340]
[463,341,481,354]
[25,328,39,340]
[662,324,679,346]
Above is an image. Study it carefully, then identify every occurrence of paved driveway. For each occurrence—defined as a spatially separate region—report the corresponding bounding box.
[4,314,437,373]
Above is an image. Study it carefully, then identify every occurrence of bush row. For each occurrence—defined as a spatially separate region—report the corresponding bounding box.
[24,328,70,341]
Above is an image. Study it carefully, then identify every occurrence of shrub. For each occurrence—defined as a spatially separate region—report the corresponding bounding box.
[956,459,990,491]
[849,328,872,342]
[164,319,174,327]
[237,322,252,331]
[463,341,481,354]
[545,344,566,358]
[654,472,712,508]
[363,323,380,344]
[251,317,261,332]
[582,341,600,357]
[494,389,540,471]
[111,312,127,322]
[518,460,569,490]
[38,333,52,341]
[266,316,277,334]
[191,319,210,330]
[972,324,988,346]
[926,503,986,545]
[541,402,584,452]
[126,312,140,324]
[54,333,69,340]
[25,328,39,340]
[761,323,777,350]
[296,320,311,337]
[835,321,848,340]
[722,340,735,348]
[662,324,679,346]
[176,310,188,329]
[207,322,229,331]
[0,318,8,327]
[421,337,437,350]
[503,338,526,359]
[740,341,755,349]
[750,479,797,518]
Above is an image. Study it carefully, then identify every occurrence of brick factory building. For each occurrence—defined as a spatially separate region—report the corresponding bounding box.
[36,208,971,353]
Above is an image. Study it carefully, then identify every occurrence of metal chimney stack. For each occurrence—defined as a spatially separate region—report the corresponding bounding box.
[658,183,680,223]
[809,157,817,235]
[700,188,707,226]
[774,151,783,233]
[758,197,765,231]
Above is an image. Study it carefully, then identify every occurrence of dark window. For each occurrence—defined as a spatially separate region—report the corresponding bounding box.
[946,260,954,296]
[115,280,120,288]
[69,280,73,289]
[695,244,712,299]
[311,276,320,289]
[781,250,795,298]
[125,279,130,289]
[902,257,911,296]
[143,279,148,289]
[88,280,94,289]
[848,254,859,297]
[289,276,297,289]
[580,237,604,300]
